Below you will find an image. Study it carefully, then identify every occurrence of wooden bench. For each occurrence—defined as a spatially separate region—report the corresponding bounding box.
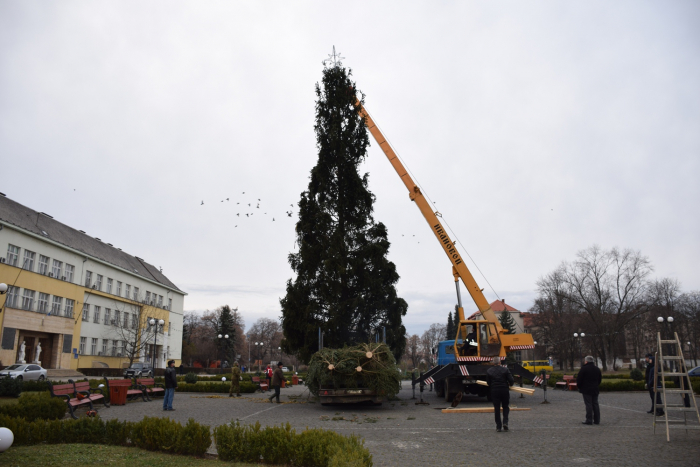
[136,377,165,399]
[49,381,94,419]
[562,375,578,390]
[252,376,268,392]
[105,378,148,402]
[73,380,109,409]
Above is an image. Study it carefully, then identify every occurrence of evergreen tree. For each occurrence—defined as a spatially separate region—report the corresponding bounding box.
[280,64,407,362]
[446,311,454,340]
[217,305,237,364]
[498,310,517,335]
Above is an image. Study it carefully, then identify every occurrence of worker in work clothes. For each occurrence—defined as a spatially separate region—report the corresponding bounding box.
[486,356,514,432]
[229,361,242,397]
[645,354,664,416]
[268,362,284,403]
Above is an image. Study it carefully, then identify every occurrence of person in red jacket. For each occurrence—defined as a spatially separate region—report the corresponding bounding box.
[265,365,273,392]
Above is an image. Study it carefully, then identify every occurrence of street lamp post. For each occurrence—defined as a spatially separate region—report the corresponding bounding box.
[255,342,263,371]
[573,333,585,369]
[149,318,165,369]
[217,334,229,370]
[0,283,7,314]
[657,316,675,371]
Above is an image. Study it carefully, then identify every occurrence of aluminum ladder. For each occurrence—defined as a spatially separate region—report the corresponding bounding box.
[653,332,700,441]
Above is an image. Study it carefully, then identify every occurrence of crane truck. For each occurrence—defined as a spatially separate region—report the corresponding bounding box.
[356,99,544,402]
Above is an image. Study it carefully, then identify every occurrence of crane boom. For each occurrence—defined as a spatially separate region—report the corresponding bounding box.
[356,101,501,331]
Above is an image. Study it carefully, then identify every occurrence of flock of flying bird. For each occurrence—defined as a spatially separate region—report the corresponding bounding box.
[198,193,423,244]
[200,192,294,228]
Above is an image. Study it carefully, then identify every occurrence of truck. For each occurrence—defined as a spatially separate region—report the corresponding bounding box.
[356,98,544,402]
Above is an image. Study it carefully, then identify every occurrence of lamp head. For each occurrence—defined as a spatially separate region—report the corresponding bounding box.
[149,318,155,326]
[667,317,674,323]
[657,317,664,323]
[581,333,585,338]
[225,334,229,339]
[159,319,164,326]
[218,334,222,339]
[0,283,7,294]
[573,333,578,338]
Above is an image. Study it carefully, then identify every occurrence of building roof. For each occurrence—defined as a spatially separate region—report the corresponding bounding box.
[467,299,520,319]
[0,194,184,294]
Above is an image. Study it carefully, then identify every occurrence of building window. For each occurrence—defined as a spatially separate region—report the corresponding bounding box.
[106,278,113,294]
[131,313,137,329]
[82,303,89,321]
[64,264,75,282]
[116,281,122,296]
[125,284,131,299]
[51,259,62,278]
[104,308,111,325]
[37,293,49,313]
[91,338,98,355]
[64,299,74,318]
[117,340,123,356]
[114,310,120,326]
[112,339,117,356]
[51,296,63,315]
[102,339,108,355]
[93,306,101,323]
[168,298,172,310]
[21,289,36,310]
[6,244,20,266]
[158,295,163,307]
[79,337,86,354]
[39,255,50,275]
[6,286,19,308]
[23,250,35,271]
[145,291,151,304]
[95,275,103,291]
[133,287,139,301]
[123,312,129,327]
[85,271,93,287]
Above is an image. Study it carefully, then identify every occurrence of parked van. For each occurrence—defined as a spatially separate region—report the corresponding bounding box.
[522,360,553,372]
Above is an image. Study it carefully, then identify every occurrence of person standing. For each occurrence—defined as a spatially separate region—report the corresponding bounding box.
[229,362,242,397]
[164,359,177,411]
[486,356,514,432]
[645,354,664,416]
[577,356,602,425]
[268,362,284,403]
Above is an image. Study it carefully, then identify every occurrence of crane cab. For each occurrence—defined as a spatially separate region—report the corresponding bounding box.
[453,320,502,360]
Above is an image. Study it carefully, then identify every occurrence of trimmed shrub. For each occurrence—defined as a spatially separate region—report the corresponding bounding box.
[630,368,644,381]
[0,391,66,421]
[691,377,700,395]
[175,381,256,393]
[214,421,372,466]
[184,372,198,384]
[0,375,23,397]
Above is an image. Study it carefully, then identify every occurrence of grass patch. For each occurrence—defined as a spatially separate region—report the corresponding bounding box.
[0,397,19,407]
[0,444,255,467]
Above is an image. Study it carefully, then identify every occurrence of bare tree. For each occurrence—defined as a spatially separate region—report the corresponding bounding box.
[420,324,446,366]
[678,291,700,366]
[107,299,162,367]
[558,245,653,370]
[406,334,421,369]
[247,318,282,367]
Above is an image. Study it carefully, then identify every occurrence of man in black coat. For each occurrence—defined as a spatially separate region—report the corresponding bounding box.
[486,356,514,432]
[645,354,664,415]
[577,356,602,425]
[163,359,178,411]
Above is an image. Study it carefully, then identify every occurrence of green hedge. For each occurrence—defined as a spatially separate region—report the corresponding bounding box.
[0,392,66,421]
[0,376,22,397]
[214,421,372,466]
[175,381,257,394]
[0,414,211,457]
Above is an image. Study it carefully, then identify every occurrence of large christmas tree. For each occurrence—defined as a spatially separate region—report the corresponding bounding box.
[280,64,407,362]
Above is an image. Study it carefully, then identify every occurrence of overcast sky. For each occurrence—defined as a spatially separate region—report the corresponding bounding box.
[1,1,698,336]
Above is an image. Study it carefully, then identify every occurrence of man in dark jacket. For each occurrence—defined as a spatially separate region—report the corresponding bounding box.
[645,354,664,415]
[163,359,178,411]
[577,356,602,425]
[268,362,284,403]
[486,357,514,432]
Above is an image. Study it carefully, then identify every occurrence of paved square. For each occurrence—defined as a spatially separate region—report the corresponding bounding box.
[97,384,700,466]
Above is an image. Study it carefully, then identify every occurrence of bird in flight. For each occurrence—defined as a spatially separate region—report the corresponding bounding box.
[227,198,229,201]
[237,213,240,217]
[201,201,204,205]
[246,214,249,217]
[273,218,275,221]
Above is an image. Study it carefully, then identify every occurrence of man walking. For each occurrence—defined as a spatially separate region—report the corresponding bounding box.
[577,356,602,425]
[164,359,177,411]
[486,356,514,432]
[645,354,664,416]
[229,361,242,397]
[268,361,284,403]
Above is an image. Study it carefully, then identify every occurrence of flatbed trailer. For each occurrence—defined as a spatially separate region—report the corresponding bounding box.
[318,386,385,405]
